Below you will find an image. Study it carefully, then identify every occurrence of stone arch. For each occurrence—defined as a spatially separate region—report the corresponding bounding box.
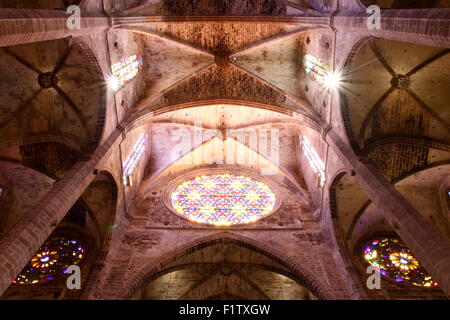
[129,101,323,203]
[392,164,450,240]
[77,170,120,299]
[332,163,450,245]
[123,232,336,300]
[328,170,351,219]
[338,36,372,154]
[365,142,449,183]
[0,134,83,154]
[19,142,82,180]
[341,36,372,72]
[126,99,322,133]
[327,170,372,272]
[72,39,108,155]
[327,170,369,273]
[0,160,54,236]
[80,170,119,254]
[0,169,118,299]
[134,261,318,300]
[321,170,372,299]
[364,136,450,156]
[328,163,450,298]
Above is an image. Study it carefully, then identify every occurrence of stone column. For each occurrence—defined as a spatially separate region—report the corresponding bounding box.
[0,9,109,47]
[325,128,450,296]
[79,260,110,299]
[79,220,129,299]
[0,129,122,296]
[333,9,450,48]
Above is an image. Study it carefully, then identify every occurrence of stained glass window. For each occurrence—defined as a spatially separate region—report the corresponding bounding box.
[301,136,326,186]
[170,174,276,226]
[109,55,142,90]
[13,238,85,285]
[303,54,341,89]
[122,133,147,185]
[303,54,329,82]
[363,237,437,287]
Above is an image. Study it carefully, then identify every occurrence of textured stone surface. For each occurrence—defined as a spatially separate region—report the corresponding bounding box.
[0,0,449,300]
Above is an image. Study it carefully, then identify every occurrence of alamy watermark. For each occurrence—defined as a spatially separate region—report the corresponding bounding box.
[366,265,381,290]
[66,265,81,290]
[367,5,381,30]
[66,5,81,30]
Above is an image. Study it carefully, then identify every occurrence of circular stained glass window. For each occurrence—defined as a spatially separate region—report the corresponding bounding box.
[170,174,277,226]
[363,237,437,287]
[13,238,85,285]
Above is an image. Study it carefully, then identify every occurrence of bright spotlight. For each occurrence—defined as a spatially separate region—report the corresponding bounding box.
[108,76,120,90]
[323,72,342,89]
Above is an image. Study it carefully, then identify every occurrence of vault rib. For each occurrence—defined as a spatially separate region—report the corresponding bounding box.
[369,40,397,78]
[118,25,215,57]
[2,48,42,74]
[405,88,450,132]
[52,39,73,75]
[53,85,92,140]
[357,86,396,144]
[229,62,320,120]
[132,62,216,112]
[406,49,450,77]
[0,89,43,131]
[230,26,318,56]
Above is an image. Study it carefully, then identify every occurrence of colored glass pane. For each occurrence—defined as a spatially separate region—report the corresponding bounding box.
[13,239,85,285]
[111,55,142,88]
[363,237,437,287]
[170,174,276,226]
[122,134,147,184]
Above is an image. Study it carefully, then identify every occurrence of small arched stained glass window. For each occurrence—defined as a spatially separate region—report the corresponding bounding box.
[109,55,142,90]
[363,237,437,288]
[170,174,276,226]
[13,238,85,285]
[122,133,147,186]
